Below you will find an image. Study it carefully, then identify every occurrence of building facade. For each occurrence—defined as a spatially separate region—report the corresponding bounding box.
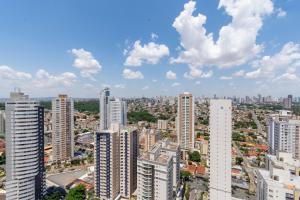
[94,130,120,200]
[176,92,194,150]
[52,94,74,162]
[0,110,5,134]
[99,87,110,130]
[257,152,300,200]
[157,119,168,130]
[5,91,45,200]
[209,99,232,200]
[119,128,139,199]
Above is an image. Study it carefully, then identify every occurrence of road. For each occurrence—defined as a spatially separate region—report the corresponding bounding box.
[251,110,267,142]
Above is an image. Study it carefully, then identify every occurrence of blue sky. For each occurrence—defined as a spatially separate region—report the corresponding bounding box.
[0,0,300,98]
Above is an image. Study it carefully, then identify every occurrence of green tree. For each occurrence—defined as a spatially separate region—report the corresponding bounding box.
[66,184,86,200]
[189,151,201,163]
[235,157,243,165]
[180,171,192,181]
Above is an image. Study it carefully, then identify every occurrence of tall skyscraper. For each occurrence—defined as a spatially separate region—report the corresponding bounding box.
[0,110,5,134]
[268,110,300,159]
[94,130,120,200]
[99,88,127,130]
[137,140,176,200]
[5,90,45,200]
[176,92,194,150]
[52,94,74,163]
[119,127,139,199]
[99,87,110,130]
[209,99,232,200]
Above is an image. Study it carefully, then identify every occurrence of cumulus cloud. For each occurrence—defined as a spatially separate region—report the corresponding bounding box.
[276,8,287,18]
[70,48,102,79]
[171,0,273,69]
[166,70,177,79]
[115,84,126,89]
[245,42,300,79]
[171,82,180,87]
[273,72,299,82]
[0,65,32,80]
[122,68,144,79]
[151,33,158,40]
[183,68,213,79]
[233,70,245,77]
[220,76,232,80]
[142,86,149,90]
[34,69,77,88]
[124,40,169,66]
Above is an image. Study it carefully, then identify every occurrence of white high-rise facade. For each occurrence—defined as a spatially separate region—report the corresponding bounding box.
[119,128,139,199]
[0,110,5,134]
[52,94,74,162]
[5,91,45,200]
[209,99,232,200]
[268,110,300,160]
[99,88,127,130]
[176,92,194,150]
[94,130,120,200]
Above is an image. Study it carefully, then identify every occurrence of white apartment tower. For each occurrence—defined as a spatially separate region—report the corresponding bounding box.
[52,94,74,162]
[94,130,120,200]
[157,119,168,130]
[119,128,139,199]
[209,99,232,200]
[268,110,300,160]
[5,90,45,200]
[99,87,127,130]
[0,110,5,134]
[137,139,179,200]
[177,92,194,150]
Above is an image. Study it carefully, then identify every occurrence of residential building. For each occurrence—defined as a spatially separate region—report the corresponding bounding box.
[268,110,300,160]
[143,129,160,152]
[99,87,110,130]
[5,90,45,200]
[0,111,5,134]
[137,141,174,200]
[94,130,120,200]
[176,92,194,150]
[157,119,168,130]
[209,99,232,200]
[257,152,300,200]
[119,127,139,199]
[283,95,293,110]
[52,94,74,162]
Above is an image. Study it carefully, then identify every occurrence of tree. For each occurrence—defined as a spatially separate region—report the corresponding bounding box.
[180,171,192,181]
[189,151,201,163]
[235,157,243,165]
[65,184,86,200]
[43,186,66,200]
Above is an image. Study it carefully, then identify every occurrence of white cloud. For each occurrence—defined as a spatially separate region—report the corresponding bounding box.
[220,76,232,80]
[122,68,144,79]
[233,70,245,77]
[273,72,298,82]
[166,70,177,79]
[152,79,158,83]
[246,42,300,79]
[184,68,213,79]
[34,69,77,88]
[115,84,125,89]
[142,86,149,90]
[101,84,111,88]
[83,83,95,89]
[151,33,158,40]
[70,48,102,79]
[0,65,32,80]
[124,40,169,66]
[276,8,287,18]
[195,81,201,85]
[171,82,180,87]
[172,0,273,69]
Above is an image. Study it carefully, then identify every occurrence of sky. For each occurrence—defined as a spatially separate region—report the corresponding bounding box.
[0,0,300,98]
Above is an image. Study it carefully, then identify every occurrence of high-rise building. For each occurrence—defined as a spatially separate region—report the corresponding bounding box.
[143,129,160,152]
[209,99,232,200]
[137,141,175,200]
[157,119,168,130]
[0,110,5,134]
[257,152,300,200]
[176,92,194,150]
[5,90,45,200]
[52,94,74,163]
[99,88,127,130]
[119,128,139,199]
[94,130,120,200]
[109,98,127,128]
[268,110,300,160]
[99,87,110,130]
[283,95,293,109]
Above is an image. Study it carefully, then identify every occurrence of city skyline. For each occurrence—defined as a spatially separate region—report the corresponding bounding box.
[1,0,300,97]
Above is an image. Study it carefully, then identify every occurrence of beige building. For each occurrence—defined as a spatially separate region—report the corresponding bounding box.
[94,130,120,200]
[52,94,74,163]
[120,128,139,199]
[143,129,160,152]
[157,119,168,130]
[176,92,194,150]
